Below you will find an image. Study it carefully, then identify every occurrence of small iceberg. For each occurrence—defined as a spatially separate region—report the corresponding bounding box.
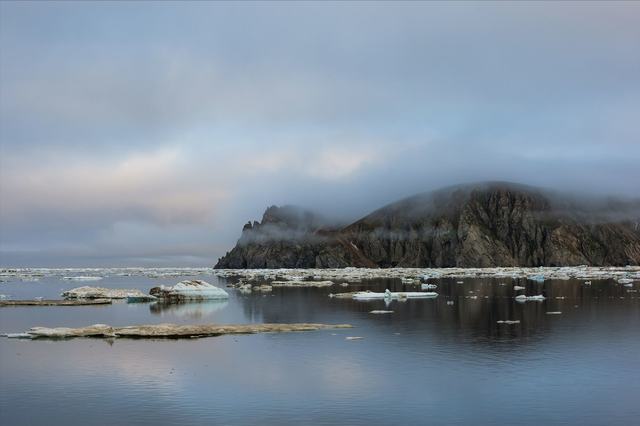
[126,293,157,303]
[515,294,546,301]
[149,280,229,301]
[63,286,149,300]
[421,283,437,290]
[618,278,633,284]
[513,285,526,291]
[353,289,438,300]
[528,275,545,282]
[63,276,103,281]
[5,333,35,339]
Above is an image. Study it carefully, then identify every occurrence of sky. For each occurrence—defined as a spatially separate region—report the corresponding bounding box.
[1,1,639,268]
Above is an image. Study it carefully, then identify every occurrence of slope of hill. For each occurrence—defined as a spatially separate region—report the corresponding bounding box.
[215,182,640,268]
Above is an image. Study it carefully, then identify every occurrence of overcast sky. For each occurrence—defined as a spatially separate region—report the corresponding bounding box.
[1,1,639,267]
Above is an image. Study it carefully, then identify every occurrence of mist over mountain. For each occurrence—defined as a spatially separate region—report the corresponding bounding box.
[215,182,640,269]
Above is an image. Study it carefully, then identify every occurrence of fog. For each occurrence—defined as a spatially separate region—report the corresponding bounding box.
[1,2,639,267]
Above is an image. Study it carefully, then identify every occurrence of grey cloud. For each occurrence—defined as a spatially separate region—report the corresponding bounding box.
[1,1,639,267]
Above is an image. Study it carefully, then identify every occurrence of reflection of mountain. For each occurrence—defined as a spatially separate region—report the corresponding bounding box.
[235,277,634,344]
[149,300,229,319]
[216,182,640,268]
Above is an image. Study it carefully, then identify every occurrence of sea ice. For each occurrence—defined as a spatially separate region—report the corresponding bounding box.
[353,289,438,300]
[528,275,545,282]
[515,294,546,301]
[149,280,229,301]
[62,286,149,299]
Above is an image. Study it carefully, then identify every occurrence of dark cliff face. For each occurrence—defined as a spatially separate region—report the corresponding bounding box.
[215,183,640,269]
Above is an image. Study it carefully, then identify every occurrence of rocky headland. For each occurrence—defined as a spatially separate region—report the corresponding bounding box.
[215,182,640,268]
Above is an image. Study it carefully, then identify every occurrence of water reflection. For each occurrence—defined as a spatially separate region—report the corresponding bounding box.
[1,273,639,426]
[149,300,229,319]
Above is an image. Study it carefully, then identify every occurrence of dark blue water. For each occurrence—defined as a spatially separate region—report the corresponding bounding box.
[1,270,639,425]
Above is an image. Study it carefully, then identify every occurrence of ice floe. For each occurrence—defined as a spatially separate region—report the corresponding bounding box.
[353,289,438,300]
[149,280,229,301]
[3,323,354,340]
[4,266,640,283]
[515,294,546,301]
[62,286,150,300]
[63,276,103,281]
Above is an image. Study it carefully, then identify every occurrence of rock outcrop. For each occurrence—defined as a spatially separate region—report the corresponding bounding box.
[215,182,640,268]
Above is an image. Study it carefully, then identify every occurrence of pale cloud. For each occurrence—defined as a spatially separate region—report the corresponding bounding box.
[1,1,639,266]
[1,147,228,228]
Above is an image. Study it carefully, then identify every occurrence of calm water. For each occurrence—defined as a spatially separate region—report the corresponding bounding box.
[1,271,639,425]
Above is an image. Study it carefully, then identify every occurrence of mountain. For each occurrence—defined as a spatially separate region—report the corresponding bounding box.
[214,182,640,268]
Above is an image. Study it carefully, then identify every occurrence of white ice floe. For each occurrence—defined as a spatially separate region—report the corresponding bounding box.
[369,310,394,314]
[63,276,103,281]
[125,293,157,302]
[515,294,546,301]
[0,294,11,300]
[617,278,633,284]
[62,286,149,299]
[497,320,520,324]
[546,311,562,315]
[353,289,438,300]
[421,283,437,290]
[150,280,229,301]
[270,280,333,287]
[528,275,545,282]
[6,333,35,339]
[513,285,526,291]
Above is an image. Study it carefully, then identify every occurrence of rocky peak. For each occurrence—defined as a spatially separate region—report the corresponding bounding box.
[215,182,640,269]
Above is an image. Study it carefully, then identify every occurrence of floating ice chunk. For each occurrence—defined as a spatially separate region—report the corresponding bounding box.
[0,294,12,300]
[618,278,633,284]
[421,283,437,290]
[369,310,394,314]
[497,320,520,324]
[345,337,364,340]
[125,293,157,303]
[546,311,562,314]
[352,289,438,300]
[528,275,545,282]
[271,281,333,287]
[515,294,546,301]
[63,276,103,281]
[514,286,525,291]
[149,280,229,301]
[63,286,149,299]
[5,333,35,339]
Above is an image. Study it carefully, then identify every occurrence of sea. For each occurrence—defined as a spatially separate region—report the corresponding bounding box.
[1,268,639,426]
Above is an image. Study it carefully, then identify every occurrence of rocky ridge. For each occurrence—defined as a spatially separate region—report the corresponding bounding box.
[215,182,640,268]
